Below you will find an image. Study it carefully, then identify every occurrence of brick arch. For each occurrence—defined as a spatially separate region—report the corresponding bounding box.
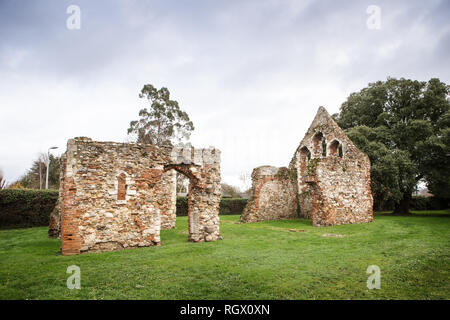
[162,160,221,242]
[253,176,278,213]
[240,166,298,223]
[163,164,200,186]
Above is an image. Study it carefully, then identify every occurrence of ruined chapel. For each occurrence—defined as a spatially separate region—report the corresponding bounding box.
[240,106,374,226]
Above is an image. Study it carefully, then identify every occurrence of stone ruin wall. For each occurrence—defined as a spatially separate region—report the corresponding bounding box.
[49,153,177,239]
[290,107,373,226]
[240,166,297,223]
[291,107,373,226]
[52,137,221,255]
[241,107,373,226]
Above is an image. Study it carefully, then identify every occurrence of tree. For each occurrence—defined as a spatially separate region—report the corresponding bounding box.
[221,183,242,198]
[8,181,24,189]
[239,172,252,191]
[127,84,195,146]
[239,172,252,198]
[0,170,7,189]
[176,172,189,193]
[128,85,195,193]
[334,77,450,214]
[17,154,61,189]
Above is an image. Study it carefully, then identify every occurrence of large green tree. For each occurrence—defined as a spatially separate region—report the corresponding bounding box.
[127,84,195,146]
[334,77,450,214]
[128,84,195,193]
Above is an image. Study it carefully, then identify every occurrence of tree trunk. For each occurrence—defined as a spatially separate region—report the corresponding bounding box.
[393,193,412,215]
[39,161,42,190]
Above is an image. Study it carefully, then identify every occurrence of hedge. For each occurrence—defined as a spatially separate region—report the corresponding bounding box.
[0,189,59,229]
[374,196,449,211]
[409,196,449,211]
[1,189,448,230]
[176,197,248,216]
[0,191,248,229]
[219,198,249,215]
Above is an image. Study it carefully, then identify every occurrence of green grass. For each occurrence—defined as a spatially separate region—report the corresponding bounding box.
[0,211,449,300]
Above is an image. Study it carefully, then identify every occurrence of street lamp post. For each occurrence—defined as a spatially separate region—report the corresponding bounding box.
[46,146,58,189]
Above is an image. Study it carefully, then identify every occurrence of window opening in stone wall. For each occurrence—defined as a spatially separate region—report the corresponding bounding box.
[299,146,311,175]
[322,137,327,157]
[329,140,343,158]
[313,132,324,156]
[117,173,127,201]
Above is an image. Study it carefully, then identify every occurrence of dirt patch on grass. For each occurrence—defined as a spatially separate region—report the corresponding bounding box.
[321,233,345,238]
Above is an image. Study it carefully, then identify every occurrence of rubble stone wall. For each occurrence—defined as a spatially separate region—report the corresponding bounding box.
[57,137,221,255]
[289,107,373,226]
[240,166,297,223]
[242,106,373,227]
[309,157,372,226]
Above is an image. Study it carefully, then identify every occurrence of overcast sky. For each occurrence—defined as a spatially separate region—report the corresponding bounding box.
[1,0,449,189]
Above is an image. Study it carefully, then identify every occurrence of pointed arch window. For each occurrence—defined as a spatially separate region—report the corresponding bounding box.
[299,146,311,175]
[329,140,343,158]
[312,132,325,156]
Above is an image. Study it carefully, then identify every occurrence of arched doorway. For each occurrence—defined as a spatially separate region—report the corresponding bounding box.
[164,163,221,242]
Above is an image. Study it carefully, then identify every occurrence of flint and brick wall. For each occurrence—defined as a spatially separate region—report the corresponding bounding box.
[55,137,221,255]
[240,166,297,223]
[289,107,373,226]
[242,106,373,227]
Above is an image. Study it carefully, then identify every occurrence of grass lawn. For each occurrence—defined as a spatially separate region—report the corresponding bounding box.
[0,211,449,300]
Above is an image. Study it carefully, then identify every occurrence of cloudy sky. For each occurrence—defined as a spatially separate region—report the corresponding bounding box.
[1,0,449,189]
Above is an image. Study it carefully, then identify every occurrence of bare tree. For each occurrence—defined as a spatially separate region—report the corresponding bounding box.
[37,153,47,190]
[176,173,189,193]
[0,170,7,190]
[239,172,252,192]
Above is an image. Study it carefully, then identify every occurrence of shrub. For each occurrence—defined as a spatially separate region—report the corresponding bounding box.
[176,196,188,216]
[410,196,449,210]
[0,189,58,229]
[176,197,248,216]
[374,196,449,211]
[219,198,248,215]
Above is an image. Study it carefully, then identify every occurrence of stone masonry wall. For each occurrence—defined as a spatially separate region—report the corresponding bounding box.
[289,107,373,226]
[168,145,222,242]
[240,166,298,223]
[58,137,221,255]
[242,106,373,227]
[159,169,177,230]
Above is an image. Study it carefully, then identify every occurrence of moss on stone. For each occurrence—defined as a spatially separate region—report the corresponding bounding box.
[306,158,319,176]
